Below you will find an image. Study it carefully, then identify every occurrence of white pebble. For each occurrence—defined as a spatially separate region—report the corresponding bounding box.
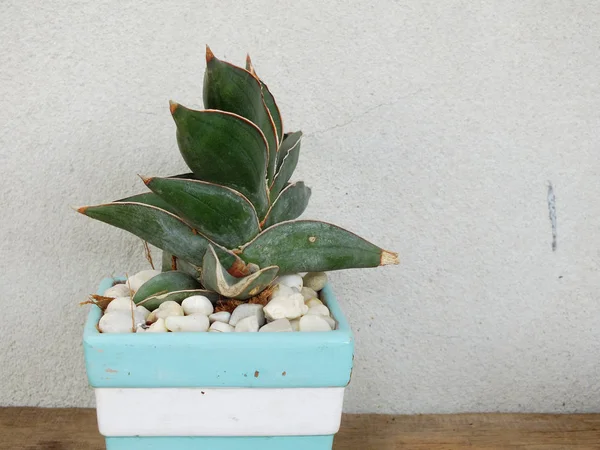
[166,314,209,332]
[99,312,134,333]
[182,295,214,316]
[133,310,147,327]
[146,310,158,323]
[259,318,293,332]
[155,301,184,319]
[126,269,161,292]
[263,293,308,321]
[235,315,260,332]
[209,321,235,332]
[229,304,265,327]
[322,316,337,330]
[105,296,135,313]
[270,284,295,300]
[300,287,318,301]
[136,305,151,320]
[290,318,300,331]
[209,311,231,324]
[275,274,303,291]
[299,315,332,332]
[305,298,323,308]
[146,318,168,333]
[305,305,330,317]
[158,300,179,309]
[303,272,328,291]
[103,283,131,298]
[156,307,184,320]
[99,311,145,333]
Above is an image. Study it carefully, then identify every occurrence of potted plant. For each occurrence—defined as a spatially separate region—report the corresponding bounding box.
[79,47,398,450]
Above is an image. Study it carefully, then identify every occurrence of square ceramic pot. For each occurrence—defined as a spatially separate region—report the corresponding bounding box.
[83,277,354,450]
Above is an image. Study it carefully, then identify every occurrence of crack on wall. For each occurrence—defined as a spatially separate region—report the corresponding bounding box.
[306,89,423,137]
[135,110,161,117]
[547,182,557,252]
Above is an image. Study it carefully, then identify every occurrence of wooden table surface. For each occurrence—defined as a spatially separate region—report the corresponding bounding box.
[2,408,600,449]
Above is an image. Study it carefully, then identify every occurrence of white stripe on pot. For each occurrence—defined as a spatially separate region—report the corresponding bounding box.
[95,387,345,436]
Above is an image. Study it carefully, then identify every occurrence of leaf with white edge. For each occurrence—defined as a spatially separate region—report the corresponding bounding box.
[263,182,311,228]
[137,289,220,311]
[240,220,399,274]
[116,192,179,215]
[203,47,278,184]
[170,103,269,218]
[77,202,243,272]
[246,54,283,145]
[270,131,302,198]
[276,131,302,171]
[133,271,201,308]
[161,251,201,279]
[201,245,279,300]
[144,176,260,248]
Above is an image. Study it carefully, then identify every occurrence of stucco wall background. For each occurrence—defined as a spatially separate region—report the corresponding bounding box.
[1,0,600,413]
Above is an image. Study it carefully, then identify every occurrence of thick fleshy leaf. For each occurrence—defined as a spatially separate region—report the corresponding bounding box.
[276,131,302,171]
[240,220,399,274]
[170,104,269,218]
[133,271,201,309]
[201,245,279,300]
[161,250,201,279]
[260,85,283,146]
[137,289,220,311]
[203,47,278,184]
[144,176,260,249]
[246,55,283,145]
[116,192,179,215]
[263,182,311,228]
[77,202,239,269]
[270,131,302,198]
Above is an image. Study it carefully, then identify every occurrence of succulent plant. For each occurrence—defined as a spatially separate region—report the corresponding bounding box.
[78,47,398,305]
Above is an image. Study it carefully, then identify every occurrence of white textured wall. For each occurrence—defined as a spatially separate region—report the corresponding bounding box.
[1,0,600,413]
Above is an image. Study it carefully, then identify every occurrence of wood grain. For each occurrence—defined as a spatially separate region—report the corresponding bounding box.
[2,408,600,450]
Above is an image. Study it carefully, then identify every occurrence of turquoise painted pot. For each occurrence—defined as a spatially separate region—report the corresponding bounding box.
[84,277,354,450]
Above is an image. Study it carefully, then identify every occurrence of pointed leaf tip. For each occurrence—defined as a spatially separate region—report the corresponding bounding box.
[77,206,88,214]
[138,174,152,185]
[169,100,178,115]
[381,250,399,266]
[245,54,256,75]
[206,45,215,62]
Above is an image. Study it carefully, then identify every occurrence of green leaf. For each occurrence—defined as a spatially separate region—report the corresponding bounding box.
[145,176,260,249]
[133,271,201,309]
[201,245,279,300]
[170,104,269,218]
[263,182,311,228]
[161,251,201,280]
[270,131,302,198]
[116,192,179,215]
[240,220,399,274]
[276,131,302,171]
[246,55,283,145]
[203,47,278,184]
[261,84,283,146]
[78,202,238,268]
[137,289,220,311]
